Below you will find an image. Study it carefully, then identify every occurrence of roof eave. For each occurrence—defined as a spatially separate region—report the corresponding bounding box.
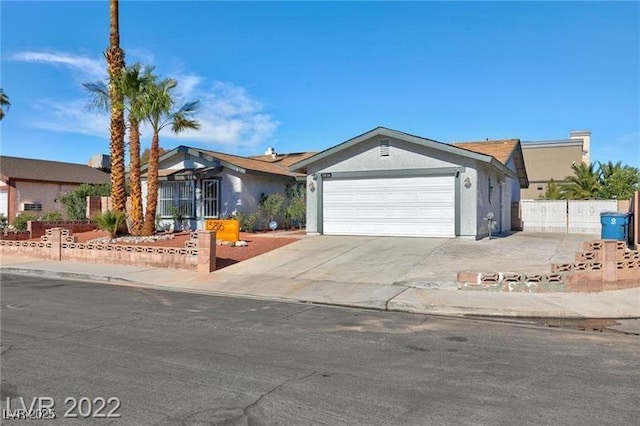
[290,126,493,172]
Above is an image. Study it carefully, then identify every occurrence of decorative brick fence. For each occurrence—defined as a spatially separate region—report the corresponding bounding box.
[0,230,31,241]
[0,228,217,273]
[28,220,97,239]
[458,240,640,293]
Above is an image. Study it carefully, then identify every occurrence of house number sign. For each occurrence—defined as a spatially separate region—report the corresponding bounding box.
[205,219,240,242]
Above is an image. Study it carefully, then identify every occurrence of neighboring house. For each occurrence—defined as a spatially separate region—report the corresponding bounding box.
[0,155,110,221]
[140,146,315,229]
[289,127,528,239]
[520,130,591,199]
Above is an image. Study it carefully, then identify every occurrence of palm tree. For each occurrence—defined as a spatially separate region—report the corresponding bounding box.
[141,78,200,236]
[0,88,11,120]
[542,178,564,200]
[84,64,155,235]
[105,0,127,212]
[598,161,623,183]
[561,162,601,199]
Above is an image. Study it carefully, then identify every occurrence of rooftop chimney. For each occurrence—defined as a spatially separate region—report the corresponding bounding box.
[88,154,111,171]
[264,147,277,158]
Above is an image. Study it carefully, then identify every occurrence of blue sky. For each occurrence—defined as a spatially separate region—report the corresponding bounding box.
[1,1,639,168]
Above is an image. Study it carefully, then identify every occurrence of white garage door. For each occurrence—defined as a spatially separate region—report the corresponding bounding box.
[322,175,455,237]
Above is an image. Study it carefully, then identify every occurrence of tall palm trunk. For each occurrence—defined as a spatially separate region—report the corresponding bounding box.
[105,0,126,212]
[142,131,161,236]
[128,117,144,235]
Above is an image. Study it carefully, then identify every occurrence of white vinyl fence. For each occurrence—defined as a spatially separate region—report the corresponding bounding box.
[520,200,618,234]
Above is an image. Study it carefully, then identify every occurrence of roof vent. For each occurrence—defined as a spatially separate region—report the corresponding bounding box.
[379,139,390,157]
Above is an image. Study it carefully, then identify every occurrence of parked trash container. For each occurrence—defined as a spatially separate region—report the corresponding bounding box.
[600,212,629,241]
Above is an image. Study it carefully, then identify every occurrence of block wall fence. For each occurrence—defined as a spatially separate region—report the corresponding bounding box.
[458,239,640,293]
[0,228,217,273]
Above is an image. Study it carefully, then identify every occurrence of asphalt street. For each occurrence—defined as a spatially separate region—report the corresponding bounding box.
[1,273,639,425]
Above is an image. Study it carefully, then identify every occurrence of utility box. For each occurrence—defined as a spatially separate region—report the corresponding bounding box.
[600,212,629,241]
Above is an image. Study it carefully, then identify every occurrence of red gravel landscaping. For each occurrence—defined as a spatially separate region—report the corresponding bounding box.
[33,229,303,270]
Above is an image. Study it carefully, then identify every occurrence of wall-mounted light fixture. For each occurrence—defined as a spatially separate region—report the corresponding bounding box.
[309,182,316,192]
[464,177,472,188]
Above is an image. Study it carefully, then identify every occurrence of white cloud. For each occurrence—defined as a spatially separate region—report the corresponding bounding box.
[172,74,204,100]
[162,80,279,149]
[30,99,109,137]
[11,51,106,81]
[14,49,279,150]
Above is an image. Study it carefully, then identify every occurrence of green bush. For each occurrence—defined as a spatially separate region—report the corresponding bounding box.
[0,213,7,229]
[12,213,37,231]
[40,211,64,221]
[286,197,306,229]
[93,210,127,239]
[259,193,285,225]
[61,183,111,220]
[235,211,260,232]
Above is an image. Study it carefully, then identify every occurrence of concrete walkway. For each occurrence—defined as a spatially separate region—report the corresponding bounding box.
[1,233,639,321]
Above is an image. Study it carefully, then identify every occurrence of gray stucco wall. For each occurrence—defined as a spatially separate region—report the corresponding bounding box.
[304,135,487,238]
[143,152,293,229]
[474,162,520,237]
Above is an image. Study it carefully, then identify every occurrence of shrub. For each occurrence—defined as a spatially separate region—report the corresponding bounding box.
[235,211,260,232]
[12,213,37,231]
[40,211,64,221]
[259,193,285,225]
[60,183,110,220]
[0,213,7,229]
[286,197,306,229]
[93,210,127,239]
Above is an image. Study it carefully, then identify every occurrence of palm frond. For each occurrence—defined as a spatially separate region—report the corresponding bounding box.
[83,80,111,112]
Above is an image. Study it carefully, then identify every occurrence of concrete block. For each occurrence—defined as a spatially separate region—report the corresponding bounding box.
[457,271,480,284]
[552,263,572,273]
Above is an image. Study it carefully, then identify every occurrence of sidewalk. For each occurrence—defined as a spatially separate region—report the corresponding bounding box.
[2,254,638,322]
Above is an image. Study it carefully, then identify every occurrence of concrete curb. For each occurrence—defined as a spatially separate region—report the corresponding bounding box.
[2,267,136,285]
[3,266,638,319]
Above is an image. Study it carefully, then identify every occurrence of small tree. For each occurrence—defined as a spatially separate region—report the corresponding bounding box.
[286,198,306,229]
[60,184,111,220]
[597,162,640,200]
[259,193,285,226]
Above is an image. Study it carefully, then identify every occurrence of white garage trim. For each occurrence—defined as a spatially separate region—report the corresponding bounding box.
[321,175,456,237]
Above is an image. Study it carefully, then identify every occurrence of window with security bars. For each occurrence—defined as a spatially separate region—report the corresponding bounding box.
[201,179,219,218]
[158,181,194,217]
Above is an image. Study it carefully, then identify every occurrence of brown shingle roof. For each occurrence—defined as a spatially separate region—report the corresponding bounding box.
[0,155,110,184]
[452,139,519,166]
[452,139,529,187]
[200,150,317,177]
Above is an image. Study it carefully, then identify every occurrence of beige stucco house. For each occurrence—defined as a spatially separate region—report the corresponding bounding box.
[0,156,110,221]
[520,130,591,199]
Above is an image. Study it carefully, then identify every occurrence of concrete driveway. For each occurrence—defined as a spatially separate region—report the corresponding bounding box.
[215,232,598,290]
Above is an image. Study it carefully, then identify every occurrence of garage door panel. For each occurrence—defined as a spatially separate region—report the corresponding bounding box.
[322,175,455,237]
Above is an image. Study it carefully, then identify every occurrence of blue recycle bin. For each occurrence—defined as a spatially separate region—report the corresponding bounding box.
[600,211,629,241]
